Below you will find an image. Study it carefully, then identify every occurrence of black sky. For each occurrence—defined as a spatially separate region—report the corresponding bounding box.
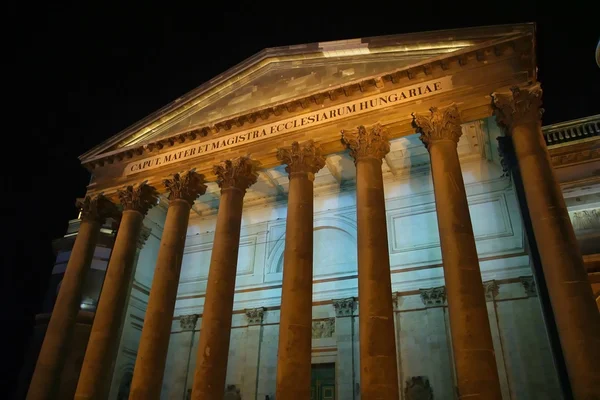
[3,1,599,395]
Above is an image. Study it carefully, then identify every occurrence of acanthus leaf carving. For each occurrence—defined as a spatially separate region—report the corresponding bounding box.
[332,297,356,317]
[341,123,390,162]
[519,276,538,297]
[245,307,266,325]
[420,286,447,307]
[213,156,259,192]
[136,226,152,250]
[492,83,544,130]
[404,376,434,400]
[277,140,326,179]
[179,314,199,331]
[77,194,118,224]
[117,181,159,215]
[412,104,463,150]
[163,170,207,206]
[483,280,500,302]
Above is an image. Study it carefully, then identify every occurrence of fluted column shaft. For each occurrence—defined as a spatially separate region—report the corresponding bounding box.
[493,85,600,399]
[130,172,206,400]
[27,196,115,400]
[192,157,258,400]
[342,125,400,400]
[275,141,325,398]
[413,105,502,400]
[76,183,158,399]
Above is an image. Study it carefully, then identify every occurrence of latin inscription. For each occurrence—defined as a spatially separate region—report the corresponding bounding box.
[124,76,453,175]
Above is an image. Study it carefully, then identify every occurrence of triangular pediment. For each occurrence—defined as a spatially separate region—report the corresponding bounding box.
[81,23,534,163]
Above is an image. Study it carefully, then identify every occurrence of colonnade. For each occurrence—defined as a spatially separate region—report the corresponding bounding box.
[26,84,600,400]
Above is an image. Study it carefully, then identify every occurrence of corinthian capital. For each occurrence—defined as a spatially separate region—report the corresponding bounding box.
[77,194,118,224]
[117,181,159,215]
[277,140,326,179]
[412,104,462,150]
[341,123,390,162]
[213,156,259,192]
[163,170,207,206]
[492,84,543,130]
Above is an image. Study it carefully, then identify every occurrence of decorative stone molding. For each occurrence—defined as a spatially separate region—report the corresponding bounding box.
[136,226,152,250]
[519,276,538,297]
[420,286,447,307]
[163,170,207,206]
[551,148,600,167]
[179,314,199,331]
[77,194,118,223]
[341,123,390,162]
[117,181,159,215]
[404,376,434,400]
[277,140,326,179]
[496,136,516,176]
[412,104,462,150]
[332,297,356,317]
[483,280,500,302]
[312,318,335,338]
[223,385,242,400]
[492,83,543,129]
[245,307,266,325]
[570,208,600,231]
[392,292,399,311]
[214,156,259,192]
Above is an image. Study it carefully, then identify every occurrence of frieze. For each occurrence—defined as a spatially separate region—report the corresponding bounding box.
[312,318,335,338]
[122,76,453,176]
[570,208,600,231]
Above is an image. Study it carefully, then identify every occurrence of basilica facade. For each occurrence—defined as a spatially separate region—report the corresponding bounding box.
[22,23,600,400]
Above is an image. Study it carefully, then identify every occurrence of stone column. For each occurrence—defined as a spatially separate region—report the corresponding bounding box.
[341,125,400,400]
[275,141,325,398]
[27,195,116,400]
[333,298,357,400]
[192,157,258,400]
[412,105,502,399]
[492,84,600,399]
[129,171,207,400]
[76,183,158,400]
[242,307,266,399]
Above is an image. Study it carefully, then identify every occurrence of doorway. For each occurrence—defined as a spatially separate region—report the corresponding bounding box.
[311,363,335,400]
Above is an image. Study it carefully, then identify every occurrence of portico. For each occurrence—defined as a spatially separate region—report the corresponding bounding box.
[26,23,599,400]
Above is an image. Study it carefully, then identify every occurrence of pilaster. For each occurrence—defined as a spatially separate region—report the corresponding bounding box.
[333,298,357,400]
[242,308,265,399]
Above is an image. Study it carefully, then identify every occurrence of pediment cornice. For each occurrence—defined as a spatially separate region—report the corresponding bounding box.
[82,32,533,174]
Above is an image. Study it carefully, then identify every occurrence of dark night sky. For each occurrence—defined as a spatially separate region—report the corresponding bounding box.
[3,1,599,395]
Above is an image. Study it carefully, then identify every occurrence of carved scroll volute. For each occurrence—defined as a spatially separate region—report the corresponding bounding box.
[412,104,463,150]
[213,156,259,193]
[341,123,390,163]
[117,181,159,215]
[492,83,544,131]
[163,170,207,207]
[77,194,118,224]
[277,140,326,180]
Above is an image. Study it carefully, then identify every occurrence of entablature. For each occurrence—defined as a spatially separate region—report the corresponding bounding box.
[84,34,535,201]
